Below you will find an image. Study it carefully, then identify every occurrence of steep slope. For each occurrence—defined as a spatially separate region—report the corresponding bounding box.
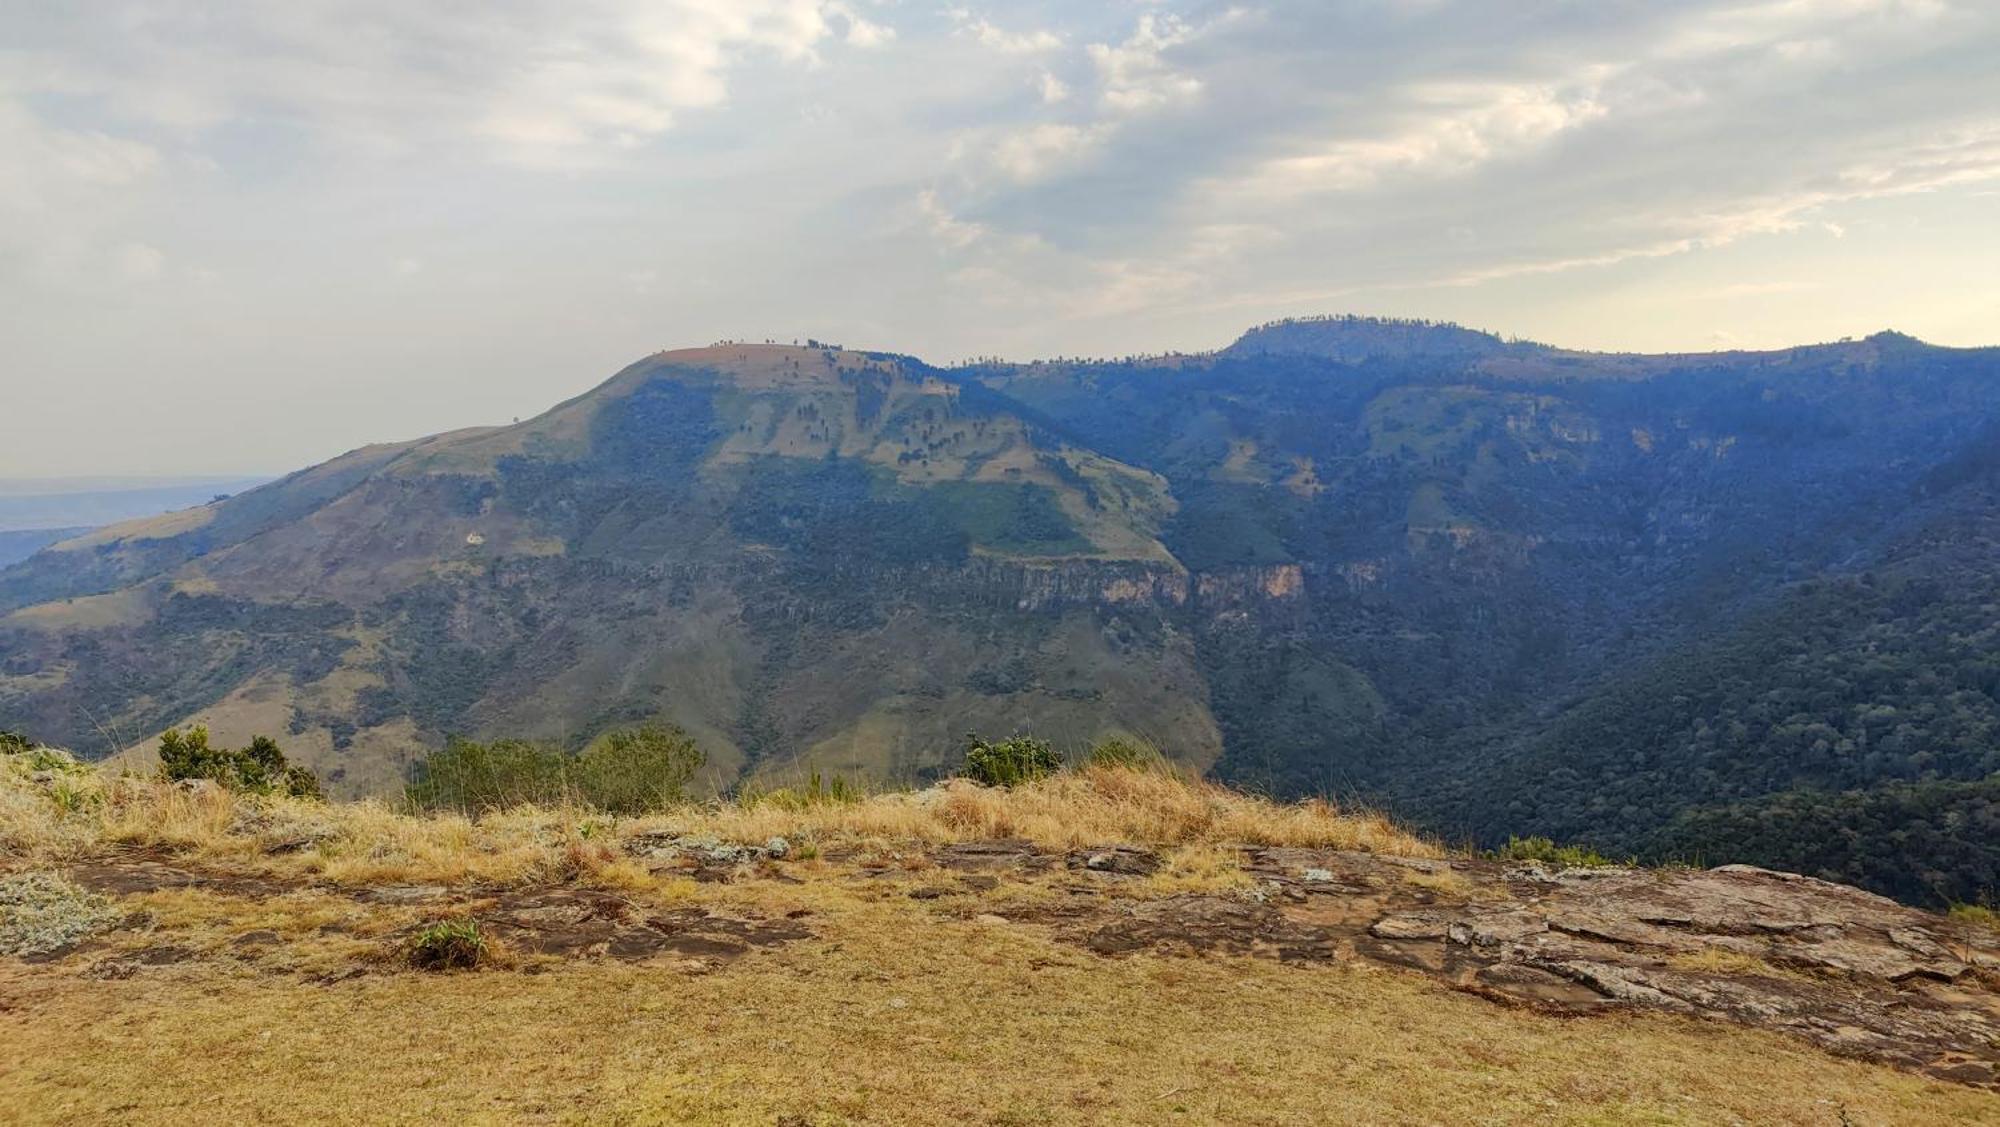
[0,344,1211,794]
[1424,469,2000,903]
[969,322,2000,902]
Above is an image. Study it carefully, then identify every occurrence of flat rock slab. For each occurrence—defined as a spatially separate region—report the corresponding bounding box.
[474,890,811,964]
[1065,846,1163,877]
[935,839,1056,873]
[61,852,299,900]
[1048,850,2000,1090]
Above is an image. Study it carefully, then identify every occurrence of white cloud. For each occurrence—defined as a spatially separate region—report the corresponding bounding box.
[988,122,1103,183]
[1087,13,1209,114]
[918,189,988,249]
[10,1,888,169]
[831,3,896,47]
[1233,80,1610,197]
[956,14,1062,54]
[6,0,2000,476]
[1421,123,2000,288]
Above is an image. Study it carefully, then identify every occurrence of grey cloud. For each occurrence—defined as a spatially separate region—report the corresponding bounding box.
[1,1,1996,475]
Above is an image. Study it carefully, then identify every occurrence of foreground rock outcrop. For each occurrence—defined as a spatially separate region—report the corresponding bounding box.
[974,847,2000,1089]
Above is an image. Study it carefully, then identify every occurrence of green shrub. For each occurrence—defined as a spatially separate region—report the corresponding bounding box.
[1087,736,1162,770]
[1948,903,1999,933]
[961,733,1061,788]
[405,724,706,814]
[407,918,484,971]
[1,738,90,778]
[569,724,706,815]
[157,727,321,799]
[1491,835,1620,869]
[404,736,568,812]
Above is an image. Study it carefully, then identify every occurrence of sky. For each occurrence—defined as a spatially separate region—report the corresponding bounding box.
[3,1,1998,478]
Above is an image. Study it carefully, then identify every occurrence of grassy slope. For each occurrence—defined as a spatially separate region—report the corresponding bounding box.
[2,758,1994,1124]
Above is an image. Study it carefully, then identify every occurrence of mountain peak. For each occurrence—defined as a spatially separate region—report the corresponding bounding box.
[1222,314,1529,362]
[559,342,914,400]
[1864,329,1925,347]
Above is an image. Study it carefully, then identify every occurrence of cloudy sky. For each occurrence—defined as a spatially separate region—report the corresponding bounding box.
[4,1,1998,477]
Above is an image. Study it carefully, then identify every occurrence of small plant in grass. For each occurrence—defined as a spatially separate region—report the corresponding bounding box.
[48,779,101,816]
[1087,736,1162,770]
[26,747,90,776]
[961,733,1061,788]
[1490,835,1620,869]
[801,768,860,804]
[1,736,91,778]
[749,768,864,810]
[408,918,485,970]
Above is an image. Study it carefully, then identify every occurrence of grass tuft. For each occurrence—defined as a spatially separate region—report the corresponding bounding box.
[0,871,121,957]
[407,918,485,971]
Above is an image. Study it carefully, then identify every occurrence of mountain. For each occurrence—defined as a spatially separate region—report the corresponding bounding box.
[0,476,270,532]
[0,528,89,569]
[0,344,1204,795]
[4,322,1999,905]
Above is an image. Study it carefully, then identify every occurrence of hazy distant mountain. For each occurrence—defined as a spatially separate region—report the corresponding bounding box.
[0,528,88,568]
[4,320,1997,904]
[0,476,270,532]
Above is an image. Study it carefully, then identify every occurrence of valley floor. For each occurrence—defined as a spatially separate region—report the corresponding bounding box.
[2,759,1997,1125]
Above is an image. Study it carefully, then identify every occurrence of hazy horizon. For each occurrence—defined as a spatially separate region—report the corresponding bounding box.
[6,1,1998,478]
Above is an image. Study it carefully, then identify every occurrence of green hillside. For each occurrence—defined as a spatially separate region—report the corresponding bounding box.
[5,320,2000,906]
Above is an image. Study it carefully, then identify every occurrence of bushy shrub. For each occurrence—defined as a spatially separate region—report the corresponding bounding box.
[0,730,31,755]
[569,724,706,815]
[157,727,321,798]
[1087,736,1162,770]
[961,733,1061,788]
[1491,835,1619,869]
[404,736,568,812]
[407,918,484,970]
[405,724,705,814]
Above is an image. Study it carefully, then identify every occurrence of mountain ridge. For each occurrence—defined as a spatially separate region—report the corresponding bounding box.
[4,315,1998,906]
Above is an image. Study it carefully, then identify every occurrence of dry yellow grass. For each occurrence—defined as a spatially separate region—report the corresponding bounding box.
[5,754,1998,1124]
[3,889,1994,1126]
[2,758,1436,890]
